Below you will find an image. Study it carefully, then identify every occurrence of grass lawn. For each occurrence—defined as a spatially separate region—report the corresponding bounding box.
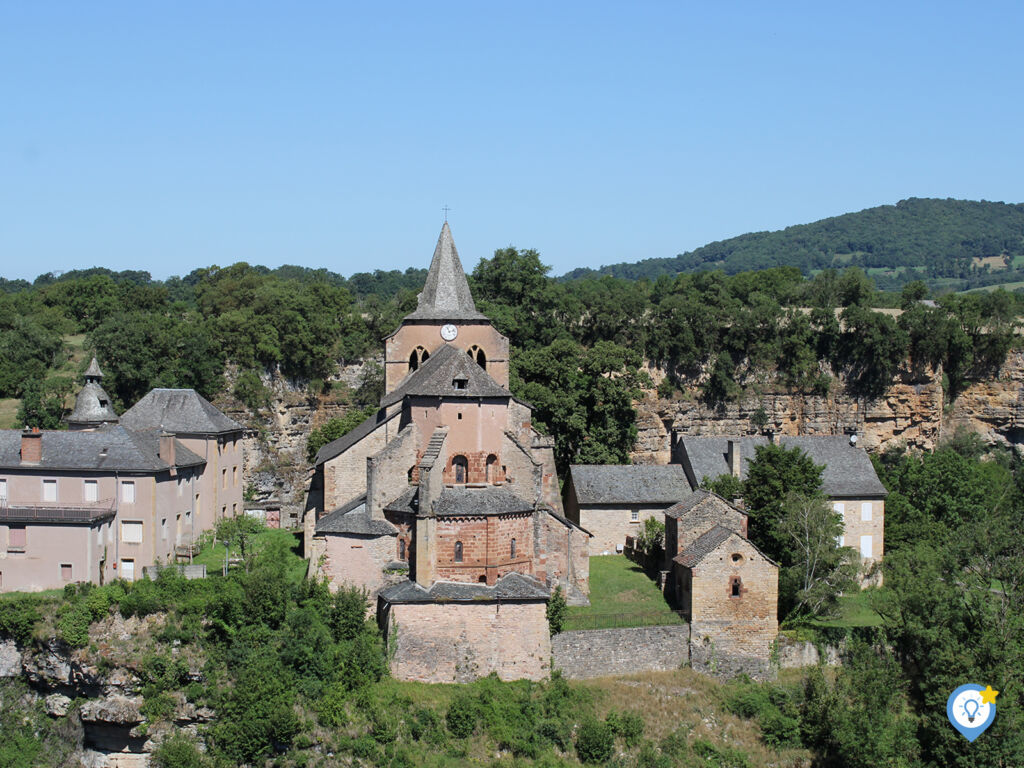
[565,556,683,630]
[809,587,884,628]
[191,528,307,583]
[0,398,20,429]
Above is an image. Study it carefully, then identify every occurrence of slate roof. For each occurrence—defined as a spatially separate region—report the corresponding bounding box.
[403,222,488,321]
[677,436,887,498]
[84,357,104,379]
[567,464,691,505]
[66,382,120,427]
[313,408,396,465]
[120,389,244,435]
[433,486,535,517]
[0,426,204,472]
[674,525,738,568]
[315,496,398,536]
[379,571,550,603]
[381,343,511,407]
[383,486,418,515]
[664,489,745,520]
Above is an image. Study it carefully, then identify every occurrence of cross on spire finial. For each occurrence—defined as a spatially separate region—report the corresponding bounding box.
[442,204,451,222]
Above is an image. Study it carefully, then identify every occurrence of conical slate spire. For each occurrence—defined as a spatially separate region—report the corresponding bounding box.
[405,223,487,321]
[84,357,103,381]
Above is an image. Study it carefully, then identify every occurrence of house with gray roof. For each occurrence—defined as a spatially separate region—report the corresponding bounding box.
[1,366,245,593]
[673,434,887,573]
[563,464,690,554]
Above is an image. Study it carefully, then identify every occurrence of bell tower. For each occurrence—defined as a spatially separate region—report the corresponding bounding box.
[384,223,510,394]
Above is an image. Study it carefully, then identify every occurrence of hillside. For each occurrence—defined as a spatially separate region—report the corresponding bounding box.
[563,198,1024,291]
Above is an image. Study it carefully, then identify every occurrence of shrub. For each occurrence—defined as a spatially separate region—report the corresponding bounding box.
[316,683,349,727]
[410,707,445,744]
[606,710,644,748]
[151,732,209,768]
[56,601,92,648]
[575,719,614,764]
[233,369,269,410]
[546,587,567,635]
[0,597,41,645]
[446,693,479,739]
[692,739,752,768]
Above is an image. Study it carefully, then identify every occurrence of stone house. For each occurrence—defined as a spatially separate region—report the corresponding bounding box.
[666,490,778,679]
[0,362,244,592]
[562,464,691,554]
[305,223,590,683]
[673,435,886,575]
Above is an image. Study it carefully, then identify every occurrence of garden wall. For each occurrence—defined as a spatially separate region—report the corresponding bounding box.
[551,625,690,679]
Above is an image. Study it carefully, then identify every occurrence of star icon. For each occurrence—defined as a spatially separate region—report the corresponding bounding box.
[980,685,999,705]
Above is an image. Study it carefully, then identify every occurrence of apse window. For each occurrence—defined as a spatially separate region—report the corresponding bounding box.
[454,541,463,562]
[510,538,516,558]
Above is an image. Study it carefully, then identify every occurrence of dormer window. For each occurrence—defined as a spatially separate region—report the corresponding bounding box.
[453,377,468,390]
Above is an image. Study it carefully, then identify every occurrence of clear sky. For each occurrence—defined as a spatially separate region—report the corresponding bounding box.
[2,2,1022,282]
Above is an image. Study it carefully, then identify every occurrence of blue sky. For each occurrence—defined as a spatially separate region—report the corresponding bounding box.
[2,2,1022,282]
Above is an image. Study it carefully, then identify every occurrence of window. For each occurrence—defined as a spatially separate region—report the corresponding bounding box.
[232,503,237,516]
[222,469,227,488]
[84,480,98,502]
[8,525,26,552]
[121,521,143,544]
[860,535,873,559]
[630,509,639,522]
[60,564,72,582]
[43,479,57,502]
[452,377,468,390]
[161,519,167,539]
[233,466,238,486]
[510,538,516,558]
[121,559,135,582]
[0,478,6,502]
[861,502,872,522]
[399,539,406,560]
[486,455,498,483]
[454,541,463,562]
[177,476,183,496]
[731,553,742,563]
[452,455,468,484]
[221,506,227,518]
[838,535,845,547]
[832,502,844,515]
[730,576,743,598]
[121,481,135,504]
[467,346,486,369]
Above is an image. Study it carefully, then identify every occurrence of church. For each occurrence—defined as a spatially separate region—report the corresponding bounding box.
[305,223,590,682]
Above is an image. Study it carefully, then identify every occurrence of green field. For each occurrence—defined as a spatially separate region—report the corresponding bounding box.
[565,556,683,630]
[191,528,307,582]
[808,587,884,628]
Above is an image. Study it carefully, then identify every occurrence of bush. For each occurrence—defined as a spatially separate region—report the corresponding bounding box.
[0,597,41,645]
[446,693,479,739]
[546,586,567,635]
[606,710,644,747]
[151,732,209,768]
[233,369,269,410]
[575,719,614,764]
[56,601,92,648]
[692,739,752,768]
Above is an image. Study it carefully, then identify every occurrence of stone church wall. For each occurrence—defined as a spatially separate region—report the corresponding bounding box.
[323,415,394,511]
[384,601,550,683]
[311,532,396,598]
[551,625,690,679]
[537,513,590,604]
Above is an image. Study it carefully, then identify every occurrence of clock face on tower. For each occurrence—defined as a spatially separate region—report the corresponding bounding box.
[440,324,458,341]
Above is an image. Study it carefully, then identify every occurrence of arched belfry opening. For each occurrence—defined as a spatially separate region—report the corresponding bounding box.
[486,454,498,483]
[409,346,430,373]
[467,345,486,370]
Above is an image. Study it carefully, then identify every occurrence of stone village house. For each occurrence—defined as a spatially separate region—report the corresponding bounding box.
[0,360,244,592]
[305,223,590,683]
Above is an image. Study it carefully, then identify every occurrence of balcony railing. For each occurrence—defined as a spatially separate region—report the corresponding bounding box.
[0,497,116,524]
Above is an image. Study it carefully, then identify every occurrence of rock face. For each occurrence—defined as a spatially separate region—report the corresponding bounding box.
[632,352,1024,464]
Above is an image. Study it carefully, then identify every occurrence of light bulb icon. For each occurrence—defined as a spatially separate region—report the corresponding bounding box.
[964,698,980,723]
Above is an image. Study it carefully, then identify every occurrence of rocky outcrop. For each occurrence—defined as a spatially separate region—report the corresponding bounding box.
[633,351,1024,463]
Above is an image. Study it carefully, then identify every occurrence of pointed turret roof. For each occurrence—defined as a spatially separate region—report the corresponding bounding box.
[85,357,103,380]
[404,222,487,321]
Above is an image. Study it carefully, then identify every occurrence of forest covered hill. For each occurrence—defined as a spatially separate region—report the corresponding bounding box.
[564,198,1024,292]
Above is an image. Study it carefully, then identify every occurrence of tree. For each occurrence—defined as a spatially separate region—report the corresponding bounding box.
[776,492,860,619]
[17,376,72,429]
[742,444,825,562]
[306,405,377,462]
[635,517,665,555]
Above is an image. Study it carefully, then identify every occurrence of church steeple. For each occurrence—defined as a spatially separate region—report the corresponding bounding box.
[65,357,119,431]
[404,222,486,321]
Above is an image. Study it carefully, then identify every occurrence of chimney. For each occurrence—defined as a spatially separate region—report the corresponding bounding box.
[20,427,42,464]
[727,439,741,478]
[159,432,177,475]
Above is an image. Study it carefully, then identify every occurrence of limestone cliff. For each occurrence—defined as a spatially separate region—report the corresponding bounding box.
[631,350,1024,464]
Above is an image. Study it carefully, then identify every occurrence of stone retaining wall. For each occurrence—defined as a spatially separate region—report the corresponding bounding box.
[551,625,690,679]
